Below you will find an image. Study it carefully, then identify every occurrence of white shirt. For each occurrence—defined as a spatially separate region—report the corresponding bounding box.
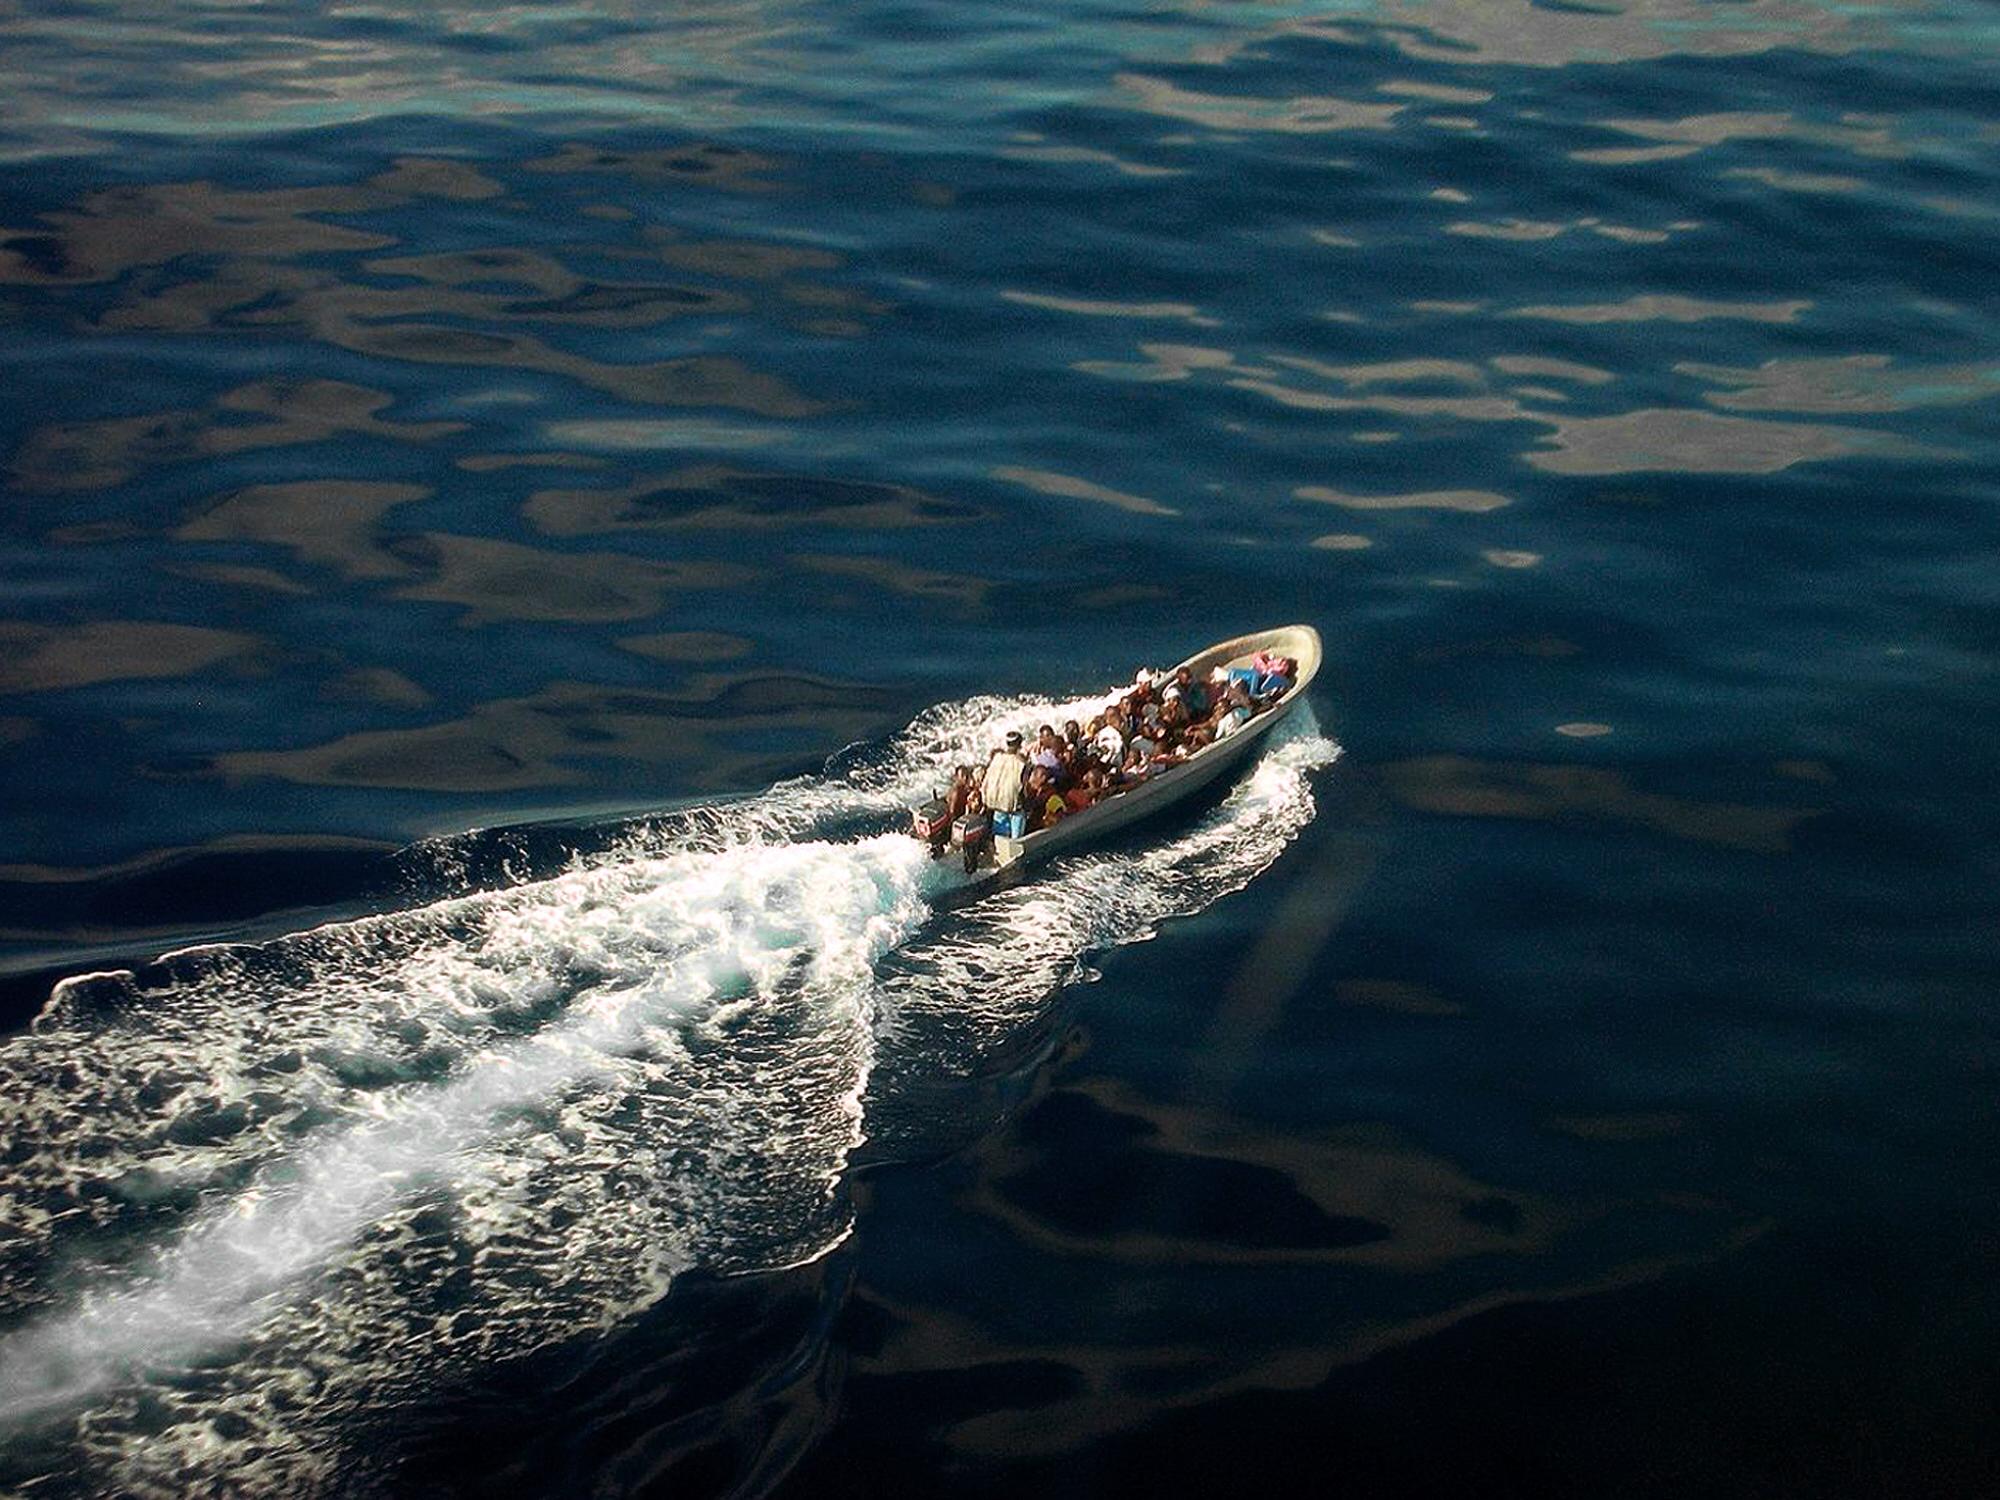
[981,751,1026,812]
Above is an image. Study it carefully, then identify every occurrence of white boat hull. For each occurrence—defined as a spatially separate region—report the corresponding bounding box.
[970,624,1323,876]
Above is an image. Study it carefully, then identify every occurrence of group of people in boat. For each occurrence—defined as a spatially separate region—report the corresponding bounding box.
[917,650,1300,863]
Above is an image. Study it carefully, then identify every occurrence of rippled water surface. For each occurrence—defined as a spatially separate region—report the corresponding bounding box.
[1,2,1996,1495]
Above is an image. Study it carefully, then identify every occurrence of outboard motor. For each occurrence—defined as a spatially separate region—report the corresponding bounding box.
[910,796,952,843]
[952,810,990,872]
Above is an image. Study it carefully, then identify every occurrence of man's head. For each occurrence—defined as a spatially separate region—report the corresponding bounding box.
[1004,730,1023,751]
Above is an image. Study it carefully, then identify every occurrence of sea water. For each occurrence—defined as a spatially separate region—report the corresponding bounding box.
[0,1,1995,1495]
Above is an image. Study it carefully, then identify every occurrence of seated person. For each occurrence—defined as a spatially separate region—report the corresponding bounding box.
[949,763,976,810]
[1024,766,1066,831]
[1129,720,1160,763]
[1065,766,1104,813]
[1252,653,1296,699]
[1092,710,1128,766]
[1173,665,1210,720]
[927,764,976,854]
[1030,724,1065,776]
[1213,684,1255,739]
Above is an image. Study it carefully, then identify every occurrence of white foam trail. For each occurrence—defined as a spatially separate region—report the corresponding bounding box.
[0,837,932,1423]
[877,725,1342,1068]
[0,692,1339,1497]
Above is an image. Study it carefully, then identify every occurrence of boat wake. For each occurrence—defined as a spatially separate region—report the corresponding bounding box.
[0,692,1339,1497]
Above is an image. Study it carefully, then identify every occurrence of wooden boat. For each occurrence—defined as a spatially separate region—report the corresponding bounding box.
[939,625,1322,876]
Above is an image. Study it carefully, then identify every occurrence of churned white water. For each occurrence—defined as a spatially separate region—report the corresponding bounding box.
[0,692,1338,1496]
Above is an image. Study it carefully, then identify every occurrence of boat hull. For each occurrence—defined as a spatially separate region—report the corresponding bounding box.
[974,624,1323,875]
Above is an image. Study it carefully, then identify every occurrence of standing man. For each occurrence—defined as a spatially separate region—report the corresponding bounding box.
[981,729,1029,855]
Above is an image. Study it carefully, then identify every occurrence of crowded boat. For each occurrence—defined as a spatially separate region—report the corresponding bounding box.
[911,646,1303,870]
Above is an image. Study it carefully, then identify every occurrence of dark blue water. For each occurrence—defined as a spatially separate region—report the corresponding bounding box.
[2,2,1997,1495]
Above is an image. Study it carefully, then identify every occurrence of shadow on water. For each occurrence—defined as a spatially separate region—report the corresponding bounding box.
[395,1256,866,1500]
[760,1220,2000,1500]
